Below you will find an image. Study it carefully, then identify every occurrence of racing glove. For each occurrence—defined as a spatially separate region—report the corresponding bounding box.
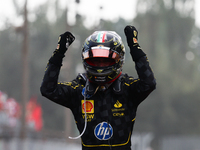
[124,25,146,61]
[49,31,75,66]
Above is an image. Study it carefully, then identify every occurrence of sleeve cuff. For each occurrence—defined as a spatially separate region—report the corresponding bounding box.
[49,53,65,66]
[129,46,146,62]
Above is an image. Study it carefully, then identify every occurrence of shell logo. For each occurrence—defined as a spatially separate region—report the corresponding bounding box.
[82,100,94,113]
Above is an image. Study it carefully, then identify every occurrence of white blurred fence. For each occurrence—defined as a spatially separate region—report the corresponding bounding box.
[161,136,200,150]
[0,133,153,150]
[0,138,81,150]
[0,133,200,150]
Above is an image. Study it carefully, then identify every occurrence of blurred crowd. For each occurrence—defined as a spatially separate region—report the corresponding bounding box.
[0,91,43,139]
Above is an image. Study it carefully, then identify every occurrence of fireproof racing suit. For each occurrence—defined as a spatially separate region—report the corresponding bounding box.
[40,55,156,150]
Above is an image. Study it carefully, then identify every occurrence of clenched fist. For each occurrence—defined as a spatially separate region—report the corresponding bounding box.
[124,25,139,47]
[56,31,75,54]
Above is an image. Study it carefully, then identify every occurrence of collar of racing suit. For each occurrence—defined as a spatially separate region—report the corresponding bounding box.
[82,73,124,97]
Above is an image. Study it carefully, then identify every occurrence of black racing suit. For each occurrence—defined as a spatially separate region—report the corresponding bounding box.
[40,54,156,150]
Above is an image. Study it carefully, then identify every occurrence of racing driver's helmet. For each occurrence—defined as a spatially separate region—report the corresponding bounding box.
[81,31,125,84]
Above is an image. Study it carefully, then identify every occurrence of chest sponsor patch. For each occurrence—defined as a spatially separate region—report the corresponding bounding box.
[81,100,94,113]
[114,100,122,108]
[94,122,113,140]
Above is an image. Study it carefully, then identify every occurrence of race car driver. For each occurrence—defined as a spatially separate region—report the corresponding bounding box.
[40,25,156,150]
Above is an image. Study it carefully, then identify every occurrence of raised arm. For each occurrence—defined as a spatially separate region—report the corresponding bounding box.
[124,25,156,97]
[40,32,75,106]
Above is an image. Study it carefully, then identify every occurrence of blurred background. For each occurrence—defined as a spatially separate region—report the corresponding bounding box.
[0,0,200,150]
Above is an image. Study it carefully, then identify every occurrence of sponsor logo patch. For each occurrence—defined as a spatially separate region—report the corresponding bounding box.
[114,100,122,108]
[133,37,138,43]
[112,100,125,117]
[94,122,113,140]
[97,69,103,73]
[81,100,94,113]
[56,44,60,49]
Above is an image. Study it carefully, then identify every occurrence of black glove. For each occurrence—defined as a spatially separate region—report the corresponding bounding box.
[56,31,75,54]
[124,25,146,61]
[49,31,75,66]
[124,25,139,47]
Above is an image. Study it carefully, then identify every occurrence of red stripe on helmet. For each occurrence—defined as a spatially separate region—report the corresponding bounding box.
[102,32,107,42]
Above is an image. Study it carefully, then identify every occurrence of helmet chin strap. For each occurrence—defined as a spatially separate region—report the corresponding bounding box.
[88,71,122,85]
[106,72,122,84]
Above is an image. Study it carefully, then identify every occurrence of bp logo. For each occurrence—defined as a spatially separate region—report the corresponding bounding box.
[94,122,113,140]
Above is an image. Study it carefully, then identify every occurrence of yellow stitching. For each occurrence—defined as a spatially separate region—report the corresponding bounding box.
[124,79,139,86]
[124,83,130,86]
[58,82,80,89]
[82,132,131,147]
[132,118,136,122]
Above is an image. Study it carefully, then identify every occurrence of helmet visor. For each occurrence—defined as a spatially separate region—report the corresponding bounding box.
[85,58,115,67]
[82,47,120,62]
